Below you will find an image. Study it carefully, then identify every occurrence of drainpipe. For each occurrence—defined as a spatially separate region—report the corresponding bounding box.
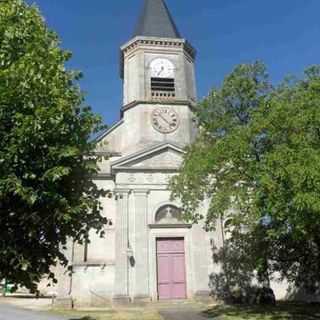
[127,191,131,299]
[2,279,6,297]
[220,215,225,247]
[68,240,75,296]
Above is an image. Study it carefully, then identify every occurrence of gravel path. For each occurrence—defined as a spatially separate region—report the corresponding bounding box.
[0,302,67,320]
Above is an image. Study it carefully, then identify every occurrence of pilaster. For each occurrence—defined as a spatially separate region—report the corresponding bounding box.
[113,189,131,303]
[133,189,150,301]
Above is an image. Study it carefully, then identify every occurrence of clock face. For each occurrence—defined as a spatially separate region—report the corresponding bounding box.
[150,58,175,78]
[152,107,179,134]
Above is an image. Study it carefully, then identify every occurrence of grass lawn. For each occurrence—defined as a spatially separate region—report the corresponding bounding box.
[203,302,320,319]
[54,308,162,320]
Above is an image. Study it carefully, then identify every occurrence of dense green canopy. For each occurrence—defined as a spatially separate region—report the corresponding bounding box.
[0,0,107,291]
[171,61,320,295]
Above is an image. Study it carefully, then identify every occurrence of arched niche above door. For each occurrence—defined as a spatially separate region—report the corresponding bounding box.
[155,205,182,224]
[149,204,192,229]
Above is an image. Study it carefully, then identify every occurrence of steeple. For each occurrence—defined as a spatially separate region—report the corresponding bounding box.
[120,0,197,105]
[133,0,181,39]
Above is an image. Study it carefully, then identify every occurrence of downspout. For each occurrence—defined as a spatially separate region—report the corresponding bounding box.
[68,240,75,296]
[127,192,131,299]
[220,214,225,247]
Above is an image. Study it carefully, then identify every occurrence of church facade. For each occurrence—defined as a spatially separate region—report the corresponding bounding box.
[55,0,287,307]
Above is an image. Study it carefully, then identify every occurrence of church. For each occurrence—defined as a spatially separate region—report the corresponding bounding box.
[55,0,287,307]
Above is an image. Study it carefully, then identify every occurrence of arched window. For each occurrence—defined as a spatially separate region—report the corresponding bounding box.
[155,205,183,224]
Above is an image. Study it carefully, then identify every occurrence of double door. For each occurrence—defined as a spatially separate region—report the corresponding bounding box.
[156,238,187,300]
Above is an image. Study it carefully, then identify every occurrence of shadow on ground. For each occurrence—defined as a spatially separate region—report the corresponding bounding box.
[69,318,95,320]
[63,309,117,320]
[203,302,320,320]
[69,318,96,320]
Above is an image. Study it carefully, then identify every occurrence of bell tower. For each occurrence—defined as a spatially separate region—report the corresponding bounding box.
[119,0,197,153]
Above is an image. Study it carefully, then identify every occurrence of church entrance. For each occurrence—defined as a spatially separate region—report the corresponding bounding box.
[156,238,187,300]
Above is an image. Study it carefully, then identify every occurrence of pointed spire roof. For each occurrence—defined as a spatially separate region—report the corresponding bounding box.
[133,0,181,39]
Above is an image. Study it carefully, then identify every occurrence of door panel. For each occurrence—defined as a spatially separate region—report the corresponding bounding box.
[172,283,186,299]
[158,255,171,283]
[172,254,186,298]
[157,238,186,300]
[157,254,171,299]
[172,254,186,283]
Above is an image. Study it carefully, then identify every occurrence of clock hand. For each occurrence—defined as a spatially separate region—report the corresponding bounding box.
[157,66,164,77]
[159,114,171,126]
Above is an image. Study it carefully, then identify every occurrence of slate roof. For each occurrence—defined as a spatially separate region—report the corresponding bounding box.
[133,0,181,39]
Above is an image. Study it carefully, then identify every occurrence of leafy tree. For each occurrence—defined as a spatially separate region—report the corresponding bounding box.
[0,0,107,292]
[253,66,320,294]
[171,61,320,295]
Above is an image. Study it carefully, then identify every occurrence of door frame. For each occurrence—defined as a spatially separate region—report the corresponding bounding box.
[148,228,193,301]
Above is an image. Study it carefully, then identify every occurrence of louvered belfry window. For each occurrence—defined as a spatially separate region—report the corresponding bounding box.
[151,77,176,98]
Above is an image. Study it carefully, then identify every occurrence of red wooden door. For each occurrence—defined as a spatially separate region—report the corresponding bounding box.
[156,238,187,300]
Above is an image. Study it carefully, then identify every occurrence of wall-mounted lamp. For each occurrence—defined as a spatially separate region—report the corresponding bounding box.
[127,246,135,267]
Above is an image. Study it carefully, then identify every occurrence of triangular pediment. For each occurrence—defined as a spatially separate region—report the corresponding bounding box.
[111,143,185,171]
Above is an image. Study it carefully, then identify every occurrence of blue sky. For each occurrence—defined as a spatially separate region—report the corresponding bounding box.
[28,0,319,126]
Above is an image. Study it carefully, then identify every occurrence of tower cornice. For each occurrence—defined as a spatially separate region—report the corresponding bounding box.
[121,36,196,58]
[120,36,196,79]
[120,99,197,118]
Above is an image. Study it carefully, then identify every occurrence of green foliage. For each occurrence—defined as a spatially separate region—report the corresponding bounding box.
[172,62,271,227]
[171,61,320,292]
[0,0,107,291]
